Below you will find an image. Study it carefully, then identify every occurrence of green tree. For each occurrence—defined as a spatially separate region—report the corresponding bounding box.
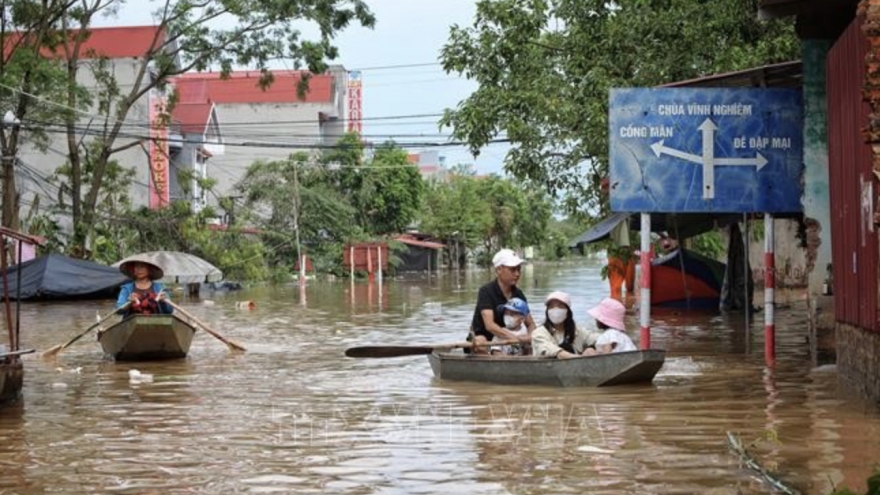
[30,0,375,255]
[354,143,425,235]
[0,0,86,231]
[419,169,553,262]
[473,176,552,252]
[420,171,493,260]
[237,155,362,276]
[440,0,798,214]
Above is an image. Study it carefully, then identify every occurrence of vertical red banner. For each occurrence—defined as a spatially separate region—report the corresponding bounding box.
[347,71,362,134]
[149,92,170,209]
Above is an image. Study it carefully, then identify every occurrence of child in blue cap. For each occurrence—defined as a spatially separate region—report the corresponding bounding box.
[496,297,531,355]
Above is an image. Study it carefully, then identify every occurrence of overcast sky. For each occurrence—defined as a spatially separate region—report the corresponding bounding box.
[95,0,509,174]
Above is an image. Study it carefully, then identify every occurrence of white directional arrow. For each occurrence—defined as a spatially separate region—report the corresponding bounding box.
[716,154,768,170]
[698,119,717,199]
[650,118,770,200]
[650,140,701,163]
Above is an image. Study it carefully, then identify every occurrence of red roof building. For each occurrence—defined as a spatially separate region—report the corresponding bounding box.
[172,102,216,135]
[174,71,335,105]
[4,25,166,59]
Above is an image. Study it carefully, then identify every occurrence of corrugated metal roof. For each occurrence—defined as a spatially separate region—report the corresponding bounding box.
[661,60,802,89]
[395,235,445,250]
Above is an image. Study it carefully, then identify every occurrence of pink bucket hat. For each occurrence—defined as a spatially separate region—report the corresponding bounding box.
[588,297,626,330]
[545,291,572,308]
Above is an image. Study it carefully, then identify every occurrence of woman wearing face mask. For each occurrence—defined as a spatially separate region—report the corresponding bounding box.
[531,291,600,359]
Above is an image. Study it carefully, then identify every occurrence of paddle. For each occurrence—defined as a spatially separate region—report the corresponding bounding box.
[42,303,130,358]
[0,348,35,358]
[345,338,521,358]
[167,300,246,352]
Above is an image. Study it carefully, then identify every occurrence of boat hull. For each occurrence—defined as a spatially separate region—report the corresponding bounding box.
[0,357,23,406]
[98,314,196,361]
[651,249,725,309]
[427,349,665,387]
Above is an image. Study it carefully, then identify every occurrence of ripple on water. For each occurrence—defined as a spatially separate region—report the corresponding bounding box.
[3,267,880,494]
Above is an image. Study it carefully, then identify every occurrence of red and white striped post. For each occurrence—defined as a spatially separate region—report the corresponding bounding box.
[764,213,775,366]
[640,213,652,349]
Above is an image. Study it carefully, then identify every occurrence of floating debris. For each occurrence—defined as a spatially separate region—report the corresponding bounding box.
[128,369,154,384]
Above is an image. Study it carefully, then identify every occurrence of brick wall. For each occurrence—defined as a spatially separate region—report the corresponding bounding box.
[837,323,880,405]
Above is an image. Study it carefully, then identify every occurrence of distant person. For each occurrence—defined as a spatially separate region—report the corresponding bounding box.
[496,297,531,356]
[116,260,173,316]
[584,297,636,354]
[466,249,535,354]
[532,291,601,359]
[657,231,679,255]
[607,220,636,304]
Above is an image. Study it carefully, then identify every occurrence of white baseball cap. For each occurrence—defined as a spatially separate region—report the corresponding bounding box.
[492,248,525,268]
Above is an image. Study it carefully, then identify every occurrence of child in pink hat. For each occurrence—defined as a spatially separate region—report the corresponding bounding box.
[586,297,636,354]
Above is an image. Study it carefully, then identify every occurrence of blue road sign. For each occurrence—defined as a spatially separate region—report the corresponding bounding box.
[609,88,803,213]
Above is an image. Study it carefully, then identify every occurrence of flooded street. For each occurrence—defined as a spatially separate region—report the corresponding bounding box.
[2,260,879,494]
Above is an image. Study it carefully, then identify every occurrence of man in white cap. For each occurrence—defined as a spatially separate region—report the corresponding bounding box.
[466,248,536,354]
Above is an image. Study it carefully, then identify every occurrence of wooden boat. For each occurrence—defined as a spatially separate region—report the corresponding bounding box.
[97,314,197,361]
[0,356,24,405]
[652,248,725,309]
[427,349,666,387]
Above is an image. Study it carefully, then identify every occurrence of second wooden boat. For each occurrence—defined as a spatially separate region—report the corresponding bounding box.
[97,314,196,361]
[0,356,23,405]
[427,349,665,387]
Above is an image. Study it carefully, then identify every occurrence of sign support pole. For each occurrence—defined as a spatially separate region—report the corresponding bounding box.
[640,212,652,349]
[744,213,751,354]
[764,213,776,366]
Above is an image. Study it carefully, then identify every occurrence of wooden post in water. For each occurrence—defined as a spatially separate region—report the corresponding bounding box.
[377,245,383,311]
[639,213,652,349]
[350,246,355,283]
[0,237,13,350]
[377,245,383,285]
[764,213,776,367]
[367,246,374,283]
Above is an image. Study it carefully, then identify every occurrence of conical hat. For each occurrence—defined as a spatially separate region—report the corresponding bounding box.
[118,257,164,281]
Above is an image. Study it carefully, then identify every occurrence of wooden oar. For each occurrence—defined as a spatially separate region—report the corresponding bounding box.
[0,348,35,358]
[42,303,129,358]
[345,339,521,358]
[167,300,246,352]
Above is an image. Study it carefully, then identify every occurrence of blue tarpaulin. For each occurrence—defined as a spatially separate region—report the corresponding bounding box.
[0,254,127,300]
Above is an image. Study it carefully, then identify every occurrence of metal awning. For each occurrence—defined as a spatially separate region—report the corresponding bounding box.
[570,213,752,249]
[661,60,802,89]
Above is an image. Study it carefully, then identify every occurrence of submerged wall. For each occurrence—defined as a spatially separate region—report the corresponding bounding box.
[837,323,880,405]
[802,40,837,366]
[802,40,833,295]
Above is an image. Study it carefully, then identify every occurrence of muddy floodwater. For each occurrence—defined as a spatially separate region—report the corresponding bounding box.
[1,260,879,494]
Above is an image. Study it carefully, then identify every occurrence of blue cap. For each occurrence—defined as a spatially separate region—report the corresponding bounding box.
[502,297,530,316]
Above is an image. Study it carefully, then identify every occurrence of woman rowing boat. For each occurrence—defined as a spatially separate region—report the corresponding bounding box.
[116,259,173,316]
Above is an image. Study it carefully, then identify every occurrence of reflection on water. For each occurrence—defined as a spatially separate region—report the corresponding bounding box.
[1,260,879,494]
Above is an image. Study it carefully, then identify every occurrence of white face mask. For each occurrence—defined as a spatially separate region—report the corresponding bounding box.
[547,308,568,325]
[503,315,521,329]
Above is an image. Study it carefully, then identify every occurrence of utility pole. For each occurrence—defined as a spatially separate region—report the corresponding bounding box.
[292,159,304,285]
[1,111,23,231]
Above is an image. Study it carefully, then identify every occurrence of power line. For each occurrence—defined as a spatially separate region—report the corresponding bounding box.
[348,62,442,71]
[21,118,512,150]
